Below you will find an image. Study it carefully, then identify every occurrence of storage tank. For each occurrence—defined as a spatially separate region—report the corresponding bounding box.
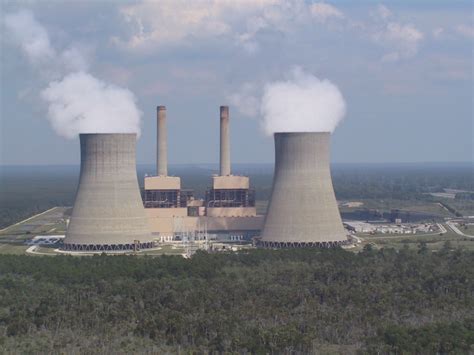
[64,133,153,252]
[259,132,348,247]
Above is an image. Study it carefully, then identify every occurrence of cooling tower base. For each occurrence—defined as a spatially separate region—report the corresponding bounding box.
[258,239,349,249]
[62,241,154,252]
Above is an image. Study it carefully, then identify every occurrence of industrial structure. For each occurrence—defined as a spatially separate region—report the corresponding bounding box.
[143,106,193,210]
[259,132,348,248]
[64,133,153,252]
[205,106,256,218]
[144,106,263,242]
[63,109,349,252]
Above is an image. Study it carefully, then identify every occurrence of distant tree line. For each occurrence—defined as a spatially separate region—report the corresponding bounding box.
[1,164,472,228]
[0,247,472,353]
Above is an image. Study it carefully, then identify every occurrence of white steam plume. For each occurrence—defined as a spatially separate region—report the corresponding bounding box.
[4,10,142,138]
[260,67,346,135]
[41,72,142,139]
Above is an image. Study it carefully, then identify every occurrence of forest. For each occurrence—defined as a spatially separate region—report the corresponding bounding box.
[1,163,473,228]
[0,247,473,353]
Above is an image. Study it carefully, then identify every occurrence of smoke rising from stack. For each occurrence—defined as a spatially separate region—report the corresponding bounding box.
[3,9,142,139]
[261,67,346,135]
[228,67,346,135]
[41,73,141,139]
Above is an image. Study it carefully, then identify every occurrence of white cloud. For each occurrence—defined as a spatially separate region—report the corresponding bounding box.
[3,9,91,77]
[373,22,424,61]
[432,27,444,39]
[367,4,424,62]
[3,10,56,67]
[115,0,316,52]
[371,4,391,21]
[5,9,143,139]
[310,2,344,23]
[116,0,280,50]
[227,83,260,117]
[455,24,474,39]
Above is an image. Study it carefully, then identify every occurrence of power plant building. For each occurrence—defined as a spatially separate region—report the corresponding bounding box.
[259,132,348,248]
[205,107,257,218]
[63,109,348,252]
[144,106,263,242]
[64,133,153,252]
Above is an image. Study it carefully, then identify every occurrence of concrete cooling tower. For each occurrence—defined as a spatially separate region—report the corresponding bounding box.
[259,132,348,248]
[64,133,153,252]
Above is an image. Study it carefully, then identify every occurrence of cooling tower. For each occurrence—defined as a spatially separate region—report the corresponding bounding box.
[64,133,153,252]
[260,132,348,248]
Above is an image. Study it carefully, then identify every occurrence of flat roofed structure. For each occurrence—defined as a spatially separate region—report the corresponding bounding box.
[212,175,249,189]
[145,176,181,190]
[143,106,193,210]
[205,106,256,217]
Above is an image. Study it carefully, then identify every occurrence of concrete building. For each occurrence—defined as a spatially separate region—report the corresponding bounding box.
[64,133,153,252]
[143,106,193,241]
[259,132,348,248]
[205,106,257,218]
[144,105,263,242]
[143,106,192,212]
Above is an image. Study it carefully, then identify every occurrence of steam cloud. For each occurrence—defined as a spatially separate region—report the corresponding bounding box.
[41,72,142,139]
[4,10,142,138]
[261,67,346,135]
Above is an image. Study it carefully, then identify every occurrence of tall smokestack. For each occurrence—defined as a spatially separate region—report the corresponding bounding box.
[260,132,347,248]
[64,133,153,252]
[157,106,167,176]
[220,105,231,176]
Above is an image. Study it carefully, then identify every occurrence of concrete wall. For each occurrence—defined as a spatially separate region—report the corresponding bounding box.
[206,207,257,217]
[146,207,188,218]
[144,176,181,190]
[212,175,250,189]
[260,132,347,244]
[147,215,264,234]
[65,134,152,246]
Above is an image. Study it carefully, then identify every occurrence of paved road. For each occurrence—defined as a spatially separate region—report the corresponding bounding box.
[0,207,59,233]
[446,221,474,239]
[437,223,447,234]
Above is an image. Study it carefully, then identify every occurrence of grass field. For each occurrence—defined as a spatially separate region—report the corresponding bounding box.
[141,245,186,256]
[459,224,474,236]
[0,207,68,256]
[0,242,29,254]
[356,227,474,251]
[338,198,455,217]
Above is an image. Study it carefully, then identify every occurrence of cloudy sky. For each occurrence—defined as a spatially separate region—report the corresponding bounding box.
[1,0,472,166]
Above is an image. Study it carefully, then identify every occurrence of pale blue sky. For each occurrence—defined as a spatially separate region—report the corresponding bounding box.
[1,0,472,165]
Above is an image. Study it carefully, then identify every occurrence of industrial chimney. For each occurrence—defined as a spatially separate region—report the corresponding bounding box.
[259,132,348,247]
[220,105,230,176]
[157,106,168,176]
[64,133,153,252]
